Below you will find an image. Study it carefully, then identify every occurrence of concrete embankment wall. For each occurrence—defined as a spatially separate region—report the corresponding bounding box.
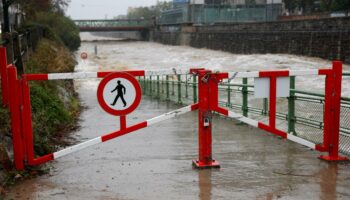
[151,17,350,64]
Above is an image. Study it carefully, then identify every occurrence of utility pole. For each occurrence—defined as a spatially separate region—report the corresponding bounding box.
[2,0,15,33]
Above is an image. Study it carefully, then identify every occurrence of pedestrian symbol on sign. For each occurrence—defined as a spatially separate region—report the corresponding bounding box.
[97,72,142,116]
[111,80,127,107]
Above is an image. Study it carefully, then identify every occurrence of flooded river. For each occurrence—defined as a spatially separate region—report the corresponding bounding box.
[5,34,350,200]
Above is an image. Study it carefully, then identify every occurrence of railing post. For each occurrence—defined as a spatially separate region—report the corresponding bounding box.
[185,74,189,98]
[0,47,9,106]
[157,75,160,99]
[142,76,146,95]
[12,32,24,74]
[227,82,231,107]
[177,74,182,104]
[149,75,152,97]
[161,75,164,95]
[166,75,170,101]
[3,33,14,67]
[143,76,147,95]
[288,76,296,135]
[263,98,268,116]
[7,66,24,170]
[172,76,175,96]
[319,61,347,161]
[193,75,197,103]
[242,78,248,117]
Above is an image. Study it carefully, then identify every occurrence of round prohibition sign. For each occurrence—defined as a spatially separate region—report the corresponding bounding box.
[80,52,88,60]
[97,72,141,116]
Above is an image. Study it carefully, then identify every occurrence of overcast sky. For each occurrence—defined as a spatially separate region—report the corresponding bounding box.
[67,0,171,19]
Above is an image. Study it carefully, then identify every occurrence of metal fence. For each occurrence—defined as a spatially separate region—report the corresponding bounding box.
[139,73,350,156]
[158,4,283,25]
[73,19,150,28]
[0,27,45,74]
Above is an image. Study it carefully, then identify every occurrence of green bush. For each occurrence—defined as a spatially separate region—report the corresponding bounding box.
[30,82,72,155]
[24,39,80,156]
[26,12,81,52]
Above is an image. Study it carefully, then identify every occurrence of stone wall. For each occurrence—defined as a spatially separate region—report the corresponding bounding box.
[152,17,350,64]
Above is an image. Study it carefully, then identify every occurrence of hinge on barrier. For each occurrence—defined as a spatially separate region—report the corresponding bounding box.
[201,73,210,83]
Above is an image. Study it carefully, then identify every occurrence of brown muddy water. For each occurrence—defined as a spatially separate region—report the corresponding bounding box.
[5,39,350,200]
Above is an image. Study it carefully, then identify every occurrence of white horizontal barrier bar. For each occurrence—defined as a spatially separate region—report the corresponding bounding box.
[53,137,102,159]
[48,72,98,80]
[228,71,259,79]
[145,69,190,76]
[289,69,319,76]
[146,105,193,126]
[227,111,259,127]
[42,69,324,81]
[225,110,317,150]
[287,134,316,150]
[226,69,322,81]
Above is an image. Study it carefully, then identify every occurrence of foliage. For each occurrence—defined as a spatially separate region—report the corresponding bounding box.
[0,91,10,136]
[26,39,76,73]
[126,1,172,20]
[284,0,350,13]
[28,12,80,51]
[329,0,350,11]
[14,0,80,51]
[30,82,72,154]
[14,0,70,17]
[25,39,80,155]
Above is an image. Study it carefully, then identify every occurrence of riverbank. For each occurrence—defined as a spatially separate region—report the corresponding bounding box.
[152,17,350,64]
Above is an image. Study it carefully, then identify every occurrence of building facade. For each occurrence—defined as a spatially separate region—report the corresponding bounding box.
[204,0,282,5]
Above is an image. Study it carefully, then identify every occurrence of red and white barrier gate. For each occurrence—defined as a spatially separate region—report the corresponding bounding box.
[4,66,199,170]
[0,47,347,170]
[221,61,347,162]
[189,62,347,168]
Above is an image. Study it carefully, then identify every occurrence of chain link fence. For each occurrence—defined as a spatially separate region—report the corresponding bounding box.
[139,73,350,156]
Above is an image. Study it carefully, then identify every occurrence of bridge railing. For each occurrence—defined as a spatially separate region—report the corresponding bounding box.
[74,19,150,28]
[139,71,350,156]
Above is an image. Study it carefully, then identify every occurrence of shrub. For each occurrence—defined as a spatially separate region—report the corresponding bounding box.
[26,12,81,52]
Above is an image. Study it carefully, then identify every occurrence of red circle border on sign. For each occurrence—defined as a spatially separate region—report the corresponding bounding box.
[97,72,141,116]
[80,52,88,60]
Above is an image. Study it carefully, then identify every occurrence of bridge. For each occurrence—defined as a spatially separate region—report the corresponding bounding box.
[73,19,150,32]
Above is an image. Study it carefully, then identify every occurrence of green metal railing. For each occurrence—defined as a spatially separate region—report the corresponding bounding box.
[139,73,350,156]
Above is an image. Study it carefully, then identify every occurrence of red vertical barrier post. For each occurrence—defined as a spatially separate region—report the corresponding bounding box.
[257,71,289,138]
[192,69,220,169]
[0,47,9,106]
[319,61,348,161]
[7,66,25,170]
[21,78,54,166]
